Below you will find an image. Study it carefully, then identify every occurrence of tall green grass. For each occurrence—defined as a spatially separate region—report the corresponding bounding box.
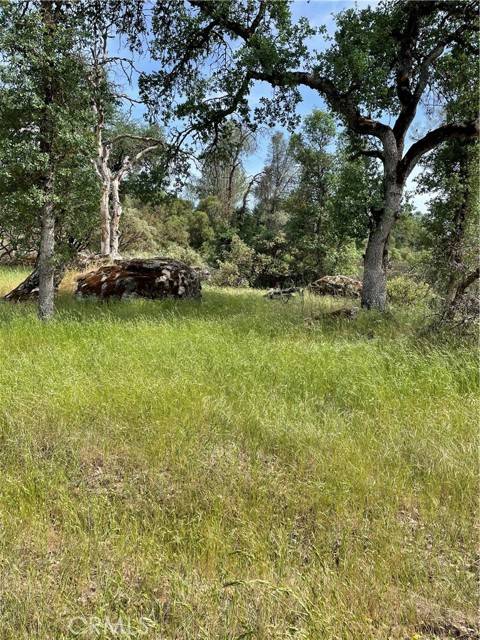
[0,267,477,639]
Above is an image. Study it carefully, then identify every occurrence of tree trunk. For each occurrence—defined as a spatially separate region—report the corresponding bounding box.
[444,272,463,318]
[361,182,403,310]
[109,177,122,259]
[443,267,479,321]
[442,161,470,319]
[314,215,326,277]
[37,172,56,320]
[37,0,57,321]
[100,175,111,256]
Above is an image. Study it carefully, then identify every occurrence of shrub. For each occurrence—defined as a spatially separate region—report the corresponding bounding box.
[120,206,160,255]
[210,261,249,287]
[324,241,362,277]
[210,235,256,287]
[165,243,206,268]
[387,275,435,306]
[188,210,214,250]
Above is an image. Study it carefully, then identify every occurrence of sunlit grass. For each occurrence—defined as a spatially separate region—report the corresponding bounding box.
[0,266,477,639]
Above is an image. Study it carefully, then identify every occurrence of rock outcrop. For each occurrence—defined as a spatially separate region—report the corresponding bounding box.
[75,257,202,300]
[4,265,67,302]
[309,275,362,298]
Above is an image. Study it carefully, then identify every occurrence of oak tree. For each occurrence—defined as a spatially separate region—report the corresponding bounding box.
[142,0,479,309]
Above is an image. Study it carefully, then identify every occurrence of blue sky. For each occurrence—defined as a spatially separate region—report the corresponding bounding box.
[112,0,430,212]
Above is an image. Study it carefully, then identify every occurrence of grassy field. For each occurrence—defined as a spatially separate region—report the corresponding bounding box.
[0,266,477,639]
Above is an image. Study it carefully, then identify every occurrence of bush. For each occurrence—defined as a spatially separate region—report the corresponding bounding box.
[165,243,207,268]
[387,275,435,306]
[210,261,249,287]
[324,241,362,277]
[210,235,256,287]
[120,206,160,255]
[188,210,214,249]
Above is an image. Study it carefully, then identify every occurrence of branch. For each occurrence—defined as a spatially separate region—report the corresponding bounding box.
[250,71,390,139]
[103,56,143,75]
[393,2,440,108]
[398,119,479,182]
[458,267,480,296]
[91,158,103,181]
[349,149,385,163]
[106,134,165,146]
[392,2,479,144]
[188,0,390,141]
[189,0,266,40]
[154,20,218,97]
[113,93,144,105]
[238,171,264,219]
[208,73,252,122]
[393,40,446,143]
[114,143,163,182]
[131,144,163,167]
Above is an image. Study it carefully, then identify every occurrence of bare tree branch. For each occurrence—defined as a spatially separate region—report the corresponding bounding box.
[398,119,479,181]
[349,149,385,163]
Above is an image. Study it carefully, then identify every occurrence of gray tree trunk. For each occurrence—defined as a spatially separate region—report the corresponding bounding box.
[37,171,56,320]
[361,174,403,310]
[100,175,111,256]
[37,0,57,321]
[442,157,470,320]
[109,177,122,259]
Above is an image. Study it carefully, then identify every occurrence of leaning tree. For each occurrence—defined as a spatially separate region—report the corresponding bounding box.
[141,0,479,309]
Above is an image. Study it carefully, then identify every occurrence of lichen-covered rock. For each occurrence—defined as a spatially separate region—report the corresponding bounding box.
[75,258,202,300]
[309,275,362,298]
[4,265,66,302]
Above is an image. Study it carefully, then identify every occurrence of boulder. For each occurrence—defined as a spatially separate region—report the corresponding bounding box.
[309,275,362,298]
[4,264,66,302]
[75,258,202,300]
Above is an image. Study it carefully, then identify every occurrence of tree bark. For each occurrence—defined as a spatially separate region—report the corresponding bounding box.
[361,181,403,310]
[37,171,56,319]
[96,137,112,258]
[37,0,57,321]
[100,174,111,256]
[109,176,122,259]
[97,139,112,257]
